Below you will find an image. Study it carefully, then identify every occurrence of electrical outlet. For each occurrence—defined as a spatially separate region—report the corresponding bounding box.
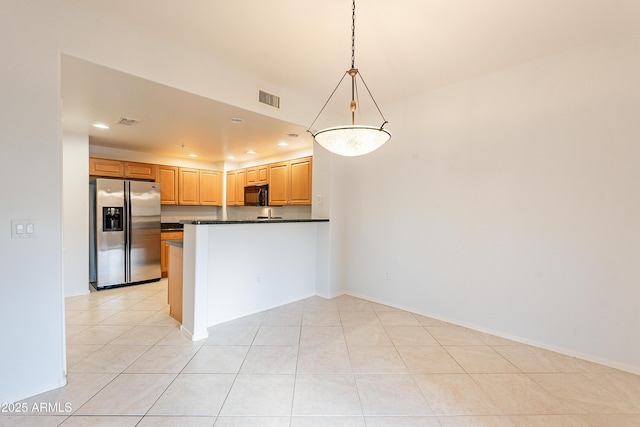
[384,271,391,280]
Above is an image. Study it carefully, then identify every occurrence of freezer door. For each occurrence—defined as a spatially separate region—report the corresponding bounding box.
[95,179,126,287]
[128,180,161,283]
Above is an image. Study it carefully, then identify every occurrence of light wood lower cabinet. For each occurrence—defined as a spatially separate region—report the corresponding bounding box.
[167,243,183,323]
[161,231,183,278]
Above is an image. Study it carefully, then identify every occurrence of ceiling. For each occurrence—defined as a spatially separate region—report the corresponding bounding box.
[61,0,640,163]
[61,56,311,164]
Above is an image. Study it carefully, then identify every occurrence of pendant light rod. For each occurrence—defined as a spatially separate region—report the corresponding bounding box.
[351,0,356,69]
[349,0,359,126]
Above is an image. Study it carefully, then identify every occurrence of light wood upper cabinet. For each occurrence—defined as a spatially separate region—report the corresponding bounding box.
[124,161,156,180]
[226,170,237,206]
[246,167,258,185]
[89,158,124,177]
[157,165,178,205]
[246,166,268,185]
[90,158,156,180]
[257,165,269,184]
[235,169,246,206]
[268,156,312,206]
[178,167,200,205]
[199,170,222,206]
[89,155,311,207]
[289,157,312,205]
[268,161,289,206]
[226,169,246,206]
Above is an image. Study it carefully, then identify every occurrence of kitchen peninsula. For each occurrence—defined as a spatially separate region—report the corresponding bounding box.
[179,218,330,341]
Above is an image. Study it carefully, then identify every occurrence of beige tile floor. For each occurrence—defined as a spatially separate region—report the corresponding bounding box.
[2,279,640,426]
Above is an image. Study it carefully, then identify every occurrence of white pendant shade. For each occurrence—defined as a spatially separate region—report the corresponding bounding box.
[313,125,391,157]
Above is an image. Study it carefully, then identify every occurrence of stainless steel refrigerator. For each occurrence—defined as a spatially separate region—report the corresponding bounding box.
[90,178,161,289]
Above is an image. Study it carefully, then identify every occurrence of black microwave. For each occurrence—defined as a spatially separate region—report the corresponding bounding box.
[244,184,268,206]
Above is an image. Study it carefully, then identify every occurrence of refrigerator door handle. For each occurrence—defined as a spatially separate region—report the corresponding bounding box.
[125,181,131,284]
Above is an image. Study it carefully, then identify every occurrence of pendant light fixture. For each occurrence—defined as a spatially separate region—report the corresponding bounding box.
[307,0,391,157]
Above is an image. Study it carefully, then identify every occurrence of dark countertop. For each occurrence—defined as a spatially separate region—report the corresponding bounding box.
[181,218,329,225]
[165,239,183,248]
[161,222,184,231]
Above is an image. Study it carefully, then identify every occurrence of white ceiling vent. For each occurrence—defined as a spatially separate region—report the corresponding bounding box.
[258,90,280,109]
[116,117,140,126]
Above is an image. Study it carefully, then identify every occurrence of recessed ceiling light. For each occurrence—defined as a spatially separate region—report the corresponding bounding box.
[286,133,298,138]
[229,117,244,124]
[92,123,110,129]
[278,141,289,147]
[188,153,198,158]
[246,150,256,154]
[227,155,235,159]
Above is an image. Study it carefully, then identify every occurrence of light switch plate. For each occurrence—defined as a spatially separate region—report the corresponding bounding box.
[11,219,37,239]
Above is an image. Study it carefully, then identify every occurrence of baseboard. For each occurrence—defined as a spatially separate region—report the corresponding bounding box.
[206,292,317,328]
[1,376,67,405]
[180,325,208,342]
[343,290,640,376]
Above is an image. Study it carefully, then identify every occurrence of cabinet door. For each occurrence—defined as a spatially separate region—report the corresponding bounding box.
[167,245,183,323]
[157,165,179,205]
[178,168,199,205]
[124,161,157,180]
[160,231,182,278]
[226,170,237,205]
[89,158,123,177]
[161,240,169,278]
[290,157,312,205]
[200,170,222,206]
[246,167,258,185]
[235,169,246,206]
[257,165,269,184]
[268,161,289,206]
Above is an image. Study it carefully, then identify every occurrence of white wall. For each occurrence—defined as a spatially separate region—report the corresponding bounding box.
[205,222,325,325]
[311,141,332,219]
[63,132,90,296]
[336,32,640,373]
[0,1,66,402]
[2,0,326,401]
[180,222,329,340]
